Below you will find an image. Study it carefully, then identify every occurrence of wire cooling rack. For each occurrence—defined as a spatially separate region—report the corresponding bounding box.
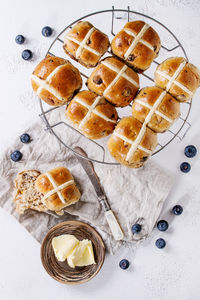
[39,6,192,165]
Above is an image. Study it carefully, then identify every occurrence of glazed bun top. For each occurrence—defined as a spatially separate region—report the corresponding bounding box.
[111,20,161,72]
[63,21,110,68]
[132,86,180,133]
[154,57,200,102]
[31,55,82,106]
[108,116,157,168]
[87,56,140,107]
[66,90,118,139]
[35,167,80,214]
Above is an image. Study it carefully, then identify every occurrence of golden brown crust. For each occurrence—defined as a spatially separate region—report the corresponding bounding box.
[86,57,139,107]
[66,90,118,139]
[108,116,157,168]
[111,21,161,72]
[154,57,200,102]
[31,55,82,106]
[63,21,110,68]
[132,87,180,133]
[35,167,80,213]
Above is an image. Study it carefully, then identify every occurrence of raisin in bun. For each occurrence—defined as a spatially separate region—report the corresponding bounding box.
[111,21,161,72]
[132,86,180,133]
[108,116,157,168]
[154,57,200,102]
[63,21,109,68]
[31,55,82,106]
[87,56,139,107]
[35,167,80,215]
[13,170,47,214]
[66,90,118,139]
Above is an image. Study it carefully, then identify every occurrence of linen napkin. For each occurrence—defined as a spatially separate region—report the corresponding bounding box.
[0,109,174,253]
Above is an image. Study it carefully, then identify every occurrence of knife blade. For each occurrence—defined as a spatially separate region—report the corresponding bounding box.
[74,146,124,241]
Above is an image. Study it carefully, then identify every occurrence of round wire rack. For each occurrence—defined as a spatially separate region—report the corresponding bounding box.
[39,6,192,165]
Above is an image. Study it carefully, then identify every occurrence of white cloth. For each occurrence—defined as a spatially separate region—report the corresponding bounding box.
[0,110,174,253]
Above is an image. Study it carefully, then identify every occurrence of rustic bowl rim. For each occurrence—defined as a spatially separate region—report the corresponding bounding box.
[40,220,105,285]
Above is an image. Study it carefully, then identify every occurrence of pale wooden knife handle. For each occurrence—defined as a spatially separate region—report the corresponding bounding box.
[74,146,124,241]
[105,210,124,240]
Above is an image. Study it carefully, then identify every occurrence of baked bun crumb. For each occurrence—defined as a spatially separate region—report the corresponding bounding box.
[13,170,47,214]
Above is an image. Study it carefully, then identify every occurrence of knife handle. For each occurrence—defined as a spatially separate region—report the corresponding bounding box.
[74,146,124,241]
[104,210,124,240]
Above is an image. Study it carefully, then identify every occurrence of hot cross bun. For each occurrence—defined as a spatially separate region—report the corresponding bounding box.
[35,167,80,214]
[132,86,180,133]
[66,90,118,139]
[154,57,200,102]
[111,21,161,72]
[108,116,157,168]
[31,55,82,106]
[87,57,140,107]
[63,21,110,68]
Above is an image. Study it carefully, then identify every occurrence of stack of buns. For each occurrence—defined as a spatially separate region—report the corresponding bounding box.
[31,19,200,168]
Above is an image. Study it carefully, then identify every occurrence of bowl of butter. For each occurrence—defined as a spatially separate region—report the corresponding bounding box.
[41,220,105,284]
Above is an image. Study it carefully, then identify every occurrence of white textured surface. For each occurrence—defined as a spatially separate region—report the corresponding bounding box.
[0,0,200,300]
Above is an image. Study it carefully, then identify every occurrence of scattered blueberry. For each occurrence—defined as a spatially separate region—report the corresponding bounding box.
[42,26,53,37]
[157,220,168,232]
[10,150,22,162]
[180,162,191,173]
[172,205,183,215]
[155,238,166,249]
[184,145,197,158]
[15,34,25,44]
[22,49,33,61]
[131,223,142,234]
[119,259,129,270]
[20,133,31,144]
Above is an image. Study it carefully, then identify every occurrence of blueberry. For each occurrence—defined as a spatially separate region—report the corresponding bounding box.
[15,34,25,44]
[10,151,22,162]
[180,162,191,173]
[172,205,183,215]
[22,49,33,61]
[20,133,31,143]
[155,238,166,249]
[42,26,52,37]
[157,220,168,231]
[131,223,142,234]
[184,145,197,158]
[119,259,129,270]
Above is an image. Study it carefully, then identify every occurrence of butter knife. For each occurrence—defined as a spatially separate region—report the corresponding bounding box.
[74,146,124,241]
